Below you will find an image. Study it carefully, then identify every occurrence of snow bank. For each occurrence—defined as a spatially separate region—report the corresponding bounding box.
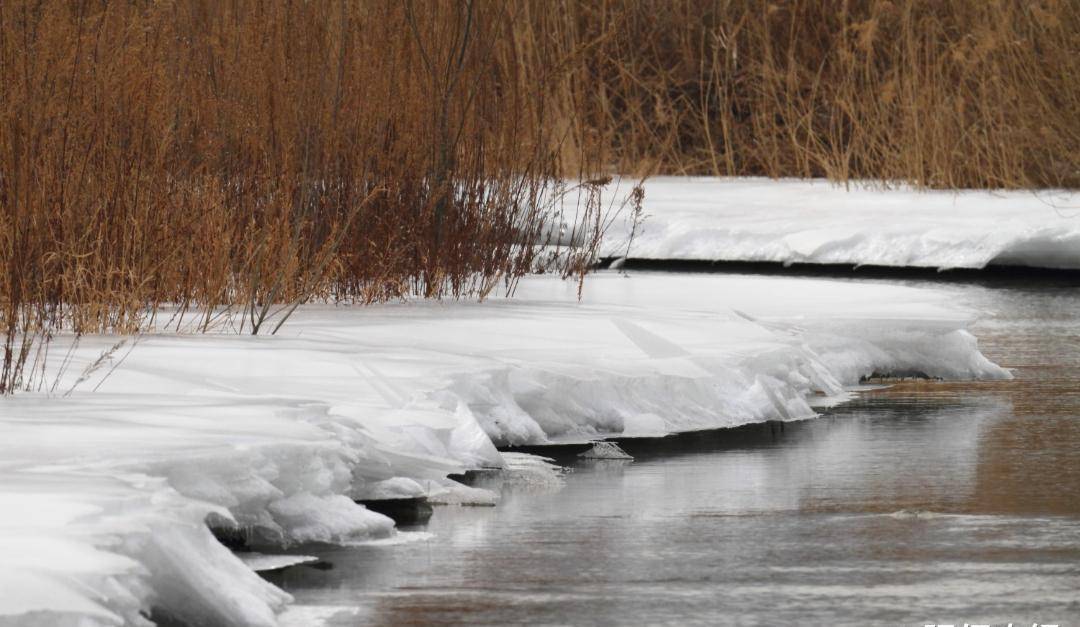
[1,272,1007,625]
[493,273,1008,442]
[598,177,1080,270]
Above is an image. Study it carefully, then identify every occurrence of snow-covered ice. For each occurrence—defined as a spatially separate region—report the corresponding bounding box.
[598,178,1080,270]
[0,271,1010,626]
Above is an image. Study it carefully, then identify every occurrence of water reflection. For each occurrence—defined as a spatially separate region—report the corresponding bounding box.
[270,282,1080,625]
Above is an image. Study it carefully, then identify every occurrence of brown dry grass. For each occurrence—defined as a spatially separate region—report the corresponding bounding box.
[551,0,1080,188]
[2,0,1077,392]
[0,1,604,391]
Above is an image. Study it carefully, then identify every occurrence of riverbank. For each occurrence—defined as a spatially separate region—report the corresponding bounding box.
[268,277,1080,625]
[0,272,1013,625]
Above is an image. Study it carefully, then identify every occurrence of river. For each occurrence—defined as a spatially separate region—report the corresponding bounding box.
[267,274,1080,626]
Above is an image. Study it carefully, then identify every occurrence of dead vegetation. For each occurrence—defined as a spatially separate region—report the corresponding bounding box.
[0,1,606,391]
[550,0,1080,188]
[1,0,1077,392]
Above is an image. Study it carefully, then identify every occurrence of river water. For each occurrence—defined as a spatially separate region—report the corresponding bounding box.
[268,275,1080,626]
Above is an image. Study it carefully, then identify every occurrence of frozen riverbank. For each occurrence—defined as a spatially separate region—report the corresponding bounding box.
[0,273,1010,626]
[598,178,1080,270]
[269,277,1080,626]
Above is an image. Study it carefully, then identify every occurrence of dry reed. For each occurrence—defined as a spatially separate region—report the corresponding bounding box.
[2,0,1077,392]
[0,0,602,391]
[547,0,1080,187]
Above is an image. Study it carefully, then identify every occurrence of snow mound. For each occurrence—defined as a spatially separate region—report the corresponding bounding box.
[598,177,1080,270]
[0,471,292,627]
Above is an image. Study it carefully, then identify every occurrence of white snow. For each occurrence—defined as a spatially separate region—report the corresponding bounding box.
[0,271,1010,626]
[352,477,428,501]
[598,178,1080,270]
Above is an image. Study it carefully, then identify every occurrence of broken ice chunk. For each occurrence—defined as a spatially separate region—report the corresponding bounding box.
[578,441,633,460]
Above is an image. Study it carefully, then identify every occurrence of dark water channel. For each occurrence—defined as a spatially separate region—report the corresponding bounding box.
[268,278,1080,626]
